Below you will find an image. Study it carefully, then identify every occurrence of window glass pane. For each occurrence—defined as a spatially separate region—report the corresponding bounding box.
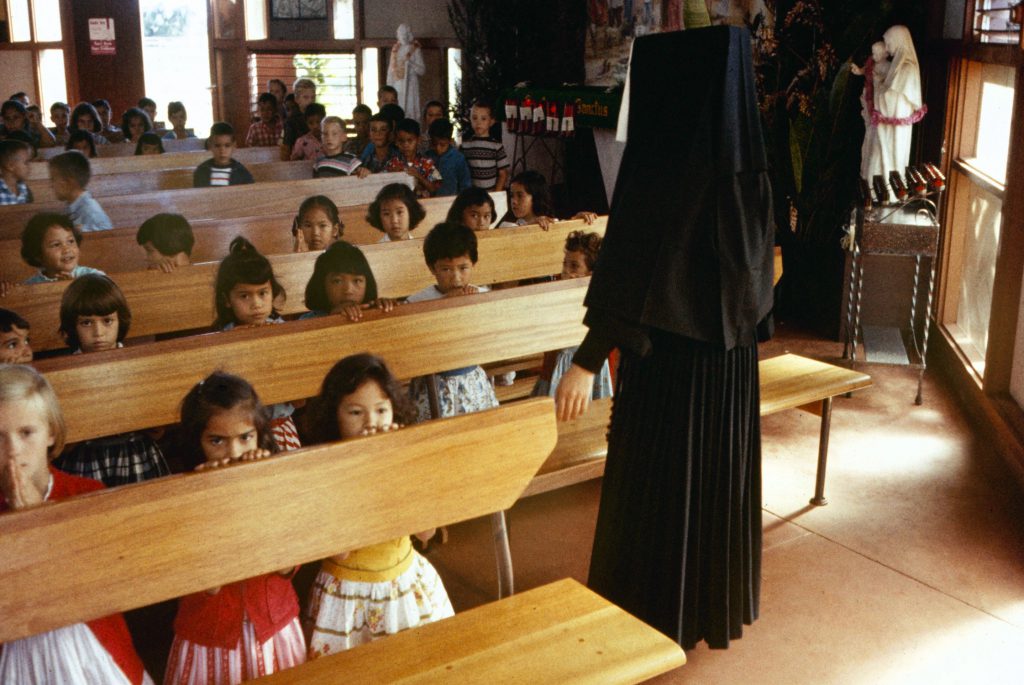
[294,53,358,118]
[447,48,461,115]
[973,0,1020,44]
[8,0,31,42]
[244,0,267,40]
[959,63,1015,184]
[37,48,66,114]
[31,0,61,41]
[140,0,214,135]
[361,47,378,108]
[333,0,353,39]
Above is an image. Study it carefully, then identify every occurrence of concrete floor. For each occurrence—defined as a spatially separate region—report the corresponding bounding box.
[426,323,1024,684]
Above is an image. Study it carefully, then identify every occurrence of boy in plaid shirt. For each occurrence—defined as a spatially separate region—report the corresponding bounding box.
[0,139,32,205]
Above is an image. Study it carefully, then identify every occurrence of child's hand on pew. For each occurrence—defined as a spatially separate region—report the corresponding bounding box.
[359,423,401,436]
[554,364,596,422]
[148,255,183,273]
[332,303,365,322]
[0,457,44,510]
[0,278,14,297]
[355,167,371,179]
[374,298,399,313]
[194,448,273,471]
[572,211,598,224]
[293,230,309,253]
[536,215,555,231]
[443,285,482,298]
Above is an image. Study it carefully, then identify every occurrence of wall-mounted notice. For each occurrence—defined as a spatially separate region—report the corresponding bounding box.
[89,18,116,56]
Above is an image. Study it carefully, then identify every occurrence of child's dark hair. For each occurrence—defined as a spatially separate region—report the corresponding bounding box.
[395,118,420,138]
[428,118,454,140]
[366,183,426,232]
[509,170,553,217]
[257,92,278,109]
[21,213,80,267]
[138,97,157,110]
[167,101,186,117]
[378,85,398,99]
[352,103,372,118]
[0,138,31,166]
[209,121,234,139]
[2,100,26,118]
[424,100,444,114]
[368,112,392,131]
[120,107,152,140]
[179,371,277,471]
[470,99,494,117]
[48,151,91,189]
[91,99,110,113]
[303,103,327,120]
[304,241,378,312]
[293,195,343,237]
[303,353,416,444]
[70,102,103,133]
[0,308,30,333]
[50,101,70,114]
[564,231,603,271]
[423,222,478,267]
[137,213,194,257]
[65,130,97,157]
[445,187,496,226]
[59,274,132,349]
[134,131,165,155]
[379,103,405,126]
[214,237,285,327]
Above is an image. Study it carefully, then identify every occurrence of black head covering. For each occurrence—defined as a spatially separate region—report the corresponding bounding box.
[584,25,774,351]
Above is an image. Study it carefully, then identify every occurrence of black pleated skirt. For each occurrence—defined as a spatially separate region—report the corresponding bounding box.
[587,330,761,650]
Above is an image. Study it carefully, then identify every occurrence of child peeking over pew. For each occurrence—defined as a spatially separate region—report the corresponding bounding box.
[301,354,454,657]
[405,223,500,420]
[164,372,306,684]
[532,231,613,400]
[292,195,343,252]
[0,307,32,364]
[446,186,496,232]
[53,274,171,487]
[136,213,194,272]
[300,241,396,322]
[0,365,153,685]
[366,182,426,242]
[215,237,301,452]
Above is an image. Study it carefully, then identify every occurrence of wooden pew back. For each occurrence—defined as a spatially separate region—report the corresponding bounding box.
[26,147,281,180]
[0,400,557,642]
[5,219,601,354]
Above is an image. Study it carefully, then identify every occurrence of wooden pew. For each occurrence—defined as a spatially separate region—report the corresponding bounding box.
[0,173,413,240]
[34,137,209,161]
[26,147,281,180]
[3,217,584,353]
[26,159,316,203]
[0,399,686,682]
[0,190,507,281]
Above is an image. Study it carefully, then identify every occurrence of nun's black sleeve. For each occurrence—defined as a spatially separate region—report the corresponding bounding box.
[572,307,651,374]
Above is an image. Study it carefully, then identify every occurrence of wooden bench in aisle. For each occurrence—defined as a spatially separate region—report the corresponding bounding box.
[5,219,594,353]
[0,400,688,683]
[0,173,412,239]
[26,146,281,180]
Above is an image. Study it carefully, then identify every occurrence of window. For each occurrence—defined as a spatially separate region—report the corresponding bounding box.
[249,52,358,119]
[333,0,353,40]
[0,0,66,115]
[972,0,1021,44]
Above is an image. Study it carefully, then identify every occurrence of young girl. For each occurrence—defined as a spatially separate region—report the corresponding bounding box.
[290,103,326,161]
[214,237,300,452]
[302,354,454,657]
[366,182,426,242]
[134,131,165,155]
[163,101,195,141]
[69,102,109,145]
[301,241,395,321]
[292,195,344,253]
[532,231,613,399]
[20,213,105,284]
[0,365,151,685]
[445,186,496,231]
[121,107,152,144]
[0,308,32,364]
[54,274,171,487]
[66,130,98,157]
[498,170,555,228]
[164,372,306,684]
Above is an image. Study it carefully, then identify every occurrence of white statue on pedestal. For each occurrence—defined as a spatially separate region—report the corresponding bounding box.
[387,24,425,121]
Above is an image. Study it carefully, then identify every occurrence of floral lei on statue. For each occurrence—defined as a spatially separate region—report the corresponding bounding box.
[863,57,927,127]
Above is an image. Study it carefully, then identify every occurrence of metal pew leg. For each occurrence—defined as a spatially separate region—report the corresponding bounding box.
[491,510,514,599]
[810,397,833,507]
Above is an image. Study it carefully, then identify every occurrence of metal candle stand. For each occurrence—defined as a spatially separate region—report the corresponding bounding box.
[842,188,943,405]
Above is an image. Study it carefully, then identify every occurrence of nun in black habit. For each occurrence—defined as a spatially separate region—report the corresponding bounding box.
[555,26,775,650]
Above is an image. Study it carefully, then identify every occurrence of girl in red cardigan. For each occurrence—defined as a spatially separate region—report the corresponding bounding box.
[163,372,306,685]
[0,365,151,685]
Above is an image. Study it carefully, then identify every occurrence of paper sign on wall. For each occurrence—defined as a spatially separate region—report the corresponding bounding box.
[89,18,116,56]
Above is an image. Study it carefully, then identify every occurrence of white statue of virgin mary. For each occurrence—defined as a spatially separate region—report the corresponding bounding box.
[387,24,425,121]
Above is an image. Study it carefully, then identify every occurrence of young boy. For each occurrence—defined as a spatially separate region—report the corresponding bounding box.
[343,104,372,157]
[2,99,55,148]
[48,152,112,232]
[92,99,124,142]
[280,78,317,161]
[356,113,398,175]
[405,222,498,420]
[314,116,361,177]
[163,101,194,140]
[193,123,254,187]
[138,97,160,130]
[0,139,33,205]
[460,100,508,191]
[136,213,194,272]
[49,102,71,145]
[245,92,283,148]
[420,100,445,153]
[290,103,326,161]
[386,118,442,197]
[427,119,471,197]
[377,85,398,109]
[0,308,32,364]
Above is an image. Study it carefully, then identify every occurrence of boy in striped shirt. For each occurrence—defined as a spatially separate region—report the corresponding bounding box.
[193,122,254,187]
[459,100,508,191]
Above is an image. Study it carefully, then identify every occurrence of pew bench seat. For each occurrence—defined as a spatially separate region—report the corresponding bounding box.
[251,578,686,685]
